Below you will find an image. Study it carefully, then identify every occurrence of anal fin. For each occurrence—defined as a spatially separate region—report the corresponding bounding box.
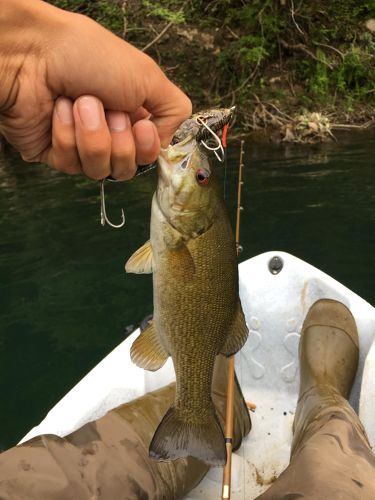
[130,321,169,371]
[220,301,249,356]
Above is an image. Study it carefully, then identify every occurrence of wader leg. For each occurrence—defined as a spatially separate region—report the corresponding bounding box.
[0,355,250,500]
[256,394,375,500]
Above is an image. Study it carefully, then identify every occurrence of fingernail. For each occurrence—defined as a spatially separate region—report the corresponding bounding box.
[56,98,73,124]
[107,111,129,132]
[77,96,101,130]
[141,121,157,151]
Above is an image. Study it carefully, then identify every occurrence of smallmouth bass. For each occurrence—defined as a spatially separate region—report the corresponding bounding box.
[125,109,249,466]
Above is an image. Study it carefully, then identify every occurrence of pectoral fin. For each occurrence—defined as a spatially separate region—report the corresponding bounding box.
[168,243,195,282]
[220,301,249,356]
[130,321,169,371]
[125,240,153,274]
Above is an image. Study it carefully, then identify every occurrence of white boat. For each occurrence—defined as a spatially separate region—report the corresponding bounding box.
[20,251,375,499]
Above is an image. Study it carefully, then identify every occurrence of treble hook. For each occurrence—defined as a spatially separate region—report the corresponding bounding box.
[196,117,225,163]
[100,179,125,229]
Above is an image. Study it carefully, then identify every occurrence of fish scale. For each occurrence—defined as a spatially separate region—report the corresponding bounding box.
[154,211,237,410]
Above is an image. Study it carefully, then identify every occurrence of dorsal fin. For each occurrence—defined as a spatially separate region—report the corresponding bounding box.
[125,240,153,274]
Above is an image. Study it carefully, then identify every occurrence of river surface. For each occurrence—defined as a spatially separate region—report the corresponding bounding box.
[0,132,374,450]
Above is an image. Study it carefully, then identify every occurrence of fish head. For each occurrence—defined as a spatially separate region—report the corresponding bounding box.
[156,140,218,239]
[155,107,234,239]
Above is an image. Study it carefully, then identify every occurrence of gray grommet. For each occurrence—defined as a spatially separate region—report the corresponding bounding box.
[269,256,283,275]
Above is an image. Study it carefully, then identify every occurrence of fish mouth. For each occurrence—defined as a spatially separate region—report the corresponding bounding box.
[157,139,196,188]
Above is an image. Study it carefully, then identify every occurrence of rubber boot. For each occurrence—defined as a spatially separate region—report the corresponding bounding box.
[292,298,366,455]
[256,299,375,500]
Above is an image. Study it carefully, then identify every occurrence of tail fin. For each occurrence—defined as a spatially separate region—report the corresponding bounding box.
[149,405,226,466]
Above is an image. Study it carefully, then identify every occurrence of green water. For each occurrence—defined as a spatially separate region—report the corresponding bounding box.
[0,133,374,450]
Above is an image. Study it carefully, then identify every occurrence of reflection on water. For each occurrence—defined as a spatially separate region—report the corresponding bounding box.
[0,132,374,449]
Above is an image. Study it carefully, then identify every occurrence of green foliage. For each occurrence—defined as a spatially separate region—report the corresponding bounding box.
[142,0,185,24]
[216,2,285,88]
[338,47,374,92]
[218,33,268,74]
[50,0,124,33]
[209,0,375,107]
[49,0,87,12]
[309,50,329,99]
[240,46,269,66]
[94,0,124,32]
[48,0,375,115]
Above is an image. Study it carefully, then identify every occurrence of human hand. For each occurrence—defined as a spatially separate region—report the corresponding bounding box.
[0,0,191,180]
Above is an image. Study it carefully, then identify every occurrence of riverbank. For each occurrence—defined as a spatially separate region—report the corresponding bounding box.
[49,1,375,142]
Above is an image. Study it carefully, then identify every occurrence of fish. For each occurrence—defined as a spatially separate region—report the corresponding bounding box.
[125,108,248,466]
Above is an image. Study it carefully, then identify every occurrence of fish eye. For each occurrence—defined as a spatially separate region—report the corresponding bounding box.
[196,168,210,185]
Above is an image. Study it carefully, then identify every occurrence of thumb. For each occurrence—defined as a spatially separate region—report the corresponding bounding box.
[144,72,192,147]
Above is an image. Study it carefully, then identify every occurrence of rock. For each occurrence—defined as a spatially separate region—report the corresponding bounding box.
[177,28,214,49]
[282,125,295,142]
[365,19,375,32]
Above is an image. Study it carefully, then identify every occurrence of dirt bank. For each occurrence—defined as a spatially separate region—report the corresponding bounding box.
[51,1,375,142]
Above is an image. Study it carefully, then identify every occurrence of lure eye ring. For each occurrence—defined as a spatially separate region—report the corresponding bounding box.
[196,168,210,185]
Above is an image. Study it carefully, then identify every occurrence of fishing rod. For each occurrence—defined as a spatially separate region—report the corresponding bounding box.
[221,140,245,500]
